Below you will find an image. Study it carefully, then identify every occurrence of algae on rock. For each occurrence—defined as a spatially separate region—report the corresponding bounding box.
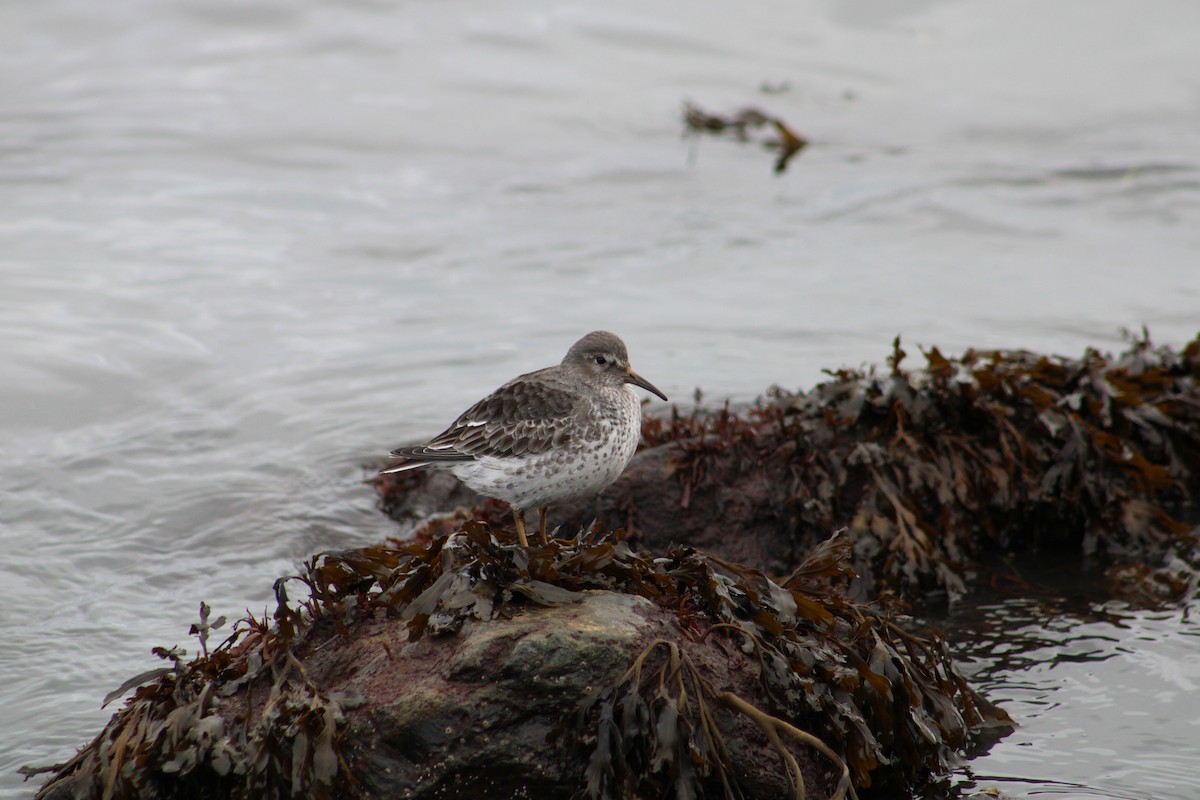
[32,525,1009,800]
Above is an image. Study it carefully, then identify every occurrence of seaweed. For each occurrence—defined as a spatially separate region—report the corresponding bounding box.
[801,333,1200,597]
[328,525,1007,795]
[643,401,767,509]
[683,101,808,174]
[576,639,856,800]
[32,596,354,799]
[32,525,1007,799]
[634,334,1200,601]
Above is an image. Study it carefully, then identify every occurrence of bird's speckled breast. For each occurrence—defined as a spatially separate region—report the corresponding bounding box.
[447,384,642,509]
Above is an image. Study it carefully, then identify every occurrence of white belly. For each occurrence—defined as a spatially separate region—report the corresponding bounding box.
[447,386,641,510]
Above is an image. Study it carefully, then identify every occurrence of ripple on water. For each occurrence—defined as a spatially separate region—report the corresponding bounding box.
[942,590,1200,800]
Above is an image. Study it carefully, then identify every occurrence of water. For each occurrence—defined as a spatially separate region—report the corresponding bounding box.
[942,590,1200,800]
[2,0,1198,796]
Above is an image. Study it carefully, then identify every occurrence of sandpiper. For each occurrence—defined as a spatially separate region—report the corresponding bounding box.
[381,331,668,546]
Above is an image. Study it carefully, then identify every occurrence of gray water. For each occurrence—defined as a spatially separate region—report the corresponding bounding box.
[2,0,1198,796]
[943,592,1200,800]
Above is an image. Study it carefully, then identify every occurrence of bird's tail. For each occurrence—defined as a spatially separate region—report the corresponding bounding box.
[379,459,428,475]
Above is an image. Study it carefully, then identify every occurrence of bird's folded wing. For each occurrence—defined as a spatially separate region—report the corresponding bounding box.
[390,377,578,461]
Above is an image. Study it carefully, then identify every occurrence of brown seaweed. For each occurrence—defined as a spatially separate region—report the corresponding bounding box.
[683,101,808,174]
[30,524,1007,799]
[638,333,1200,602]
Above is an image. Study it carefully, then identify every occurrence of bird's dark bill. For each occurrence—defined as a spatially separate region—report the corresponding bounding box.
[626,368,668,401]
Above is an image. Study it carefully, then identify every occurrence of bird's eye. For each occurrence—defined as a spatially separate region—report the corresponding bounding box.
[594,356,607,365]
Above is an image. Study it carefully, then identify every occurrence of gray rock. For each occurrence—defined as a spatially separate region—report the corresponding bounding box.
[341,592,656,799]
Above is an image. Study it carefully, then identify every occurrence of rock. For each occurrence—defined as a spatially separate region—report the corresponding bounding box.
[311,591,825,800]
[34,527,1004,799]
[342,591,660,799]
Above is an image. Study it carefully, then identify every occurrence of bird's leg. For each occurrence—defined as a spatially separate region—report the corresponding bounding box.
[538,507,549,545]
[513,508,530,547]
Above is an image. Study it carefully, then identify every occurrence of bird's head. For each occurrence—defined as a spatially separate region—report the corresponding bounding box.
[564,330,667,401]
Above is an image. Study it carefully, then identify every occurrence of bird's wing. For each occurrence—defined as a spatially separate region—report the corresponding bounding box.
[389,374,578,462]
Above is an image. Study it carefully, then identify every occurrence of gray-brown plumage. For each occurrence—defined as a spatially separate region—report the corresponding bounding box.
[381,331,667,546]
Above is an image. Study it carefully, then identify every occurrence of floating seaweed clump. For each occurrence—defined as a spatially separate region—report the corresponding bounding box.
[30,525,1009,800]
[683,100,807,174]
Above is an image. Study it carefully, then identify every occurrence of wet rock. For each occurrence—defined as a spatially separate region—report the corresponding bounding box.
[33,527,1003,799]
[322,591,826,800]
[336,592,663,799]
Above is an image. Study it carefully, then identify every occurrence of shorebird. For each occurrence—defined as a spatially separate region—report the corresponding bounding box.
[381,331,667,546]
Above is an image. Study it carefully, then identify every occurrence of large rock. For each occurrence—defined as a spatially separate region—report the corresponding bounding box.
[309,590,826,799]
[341,591,658,798]
[34,527,1004,799]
